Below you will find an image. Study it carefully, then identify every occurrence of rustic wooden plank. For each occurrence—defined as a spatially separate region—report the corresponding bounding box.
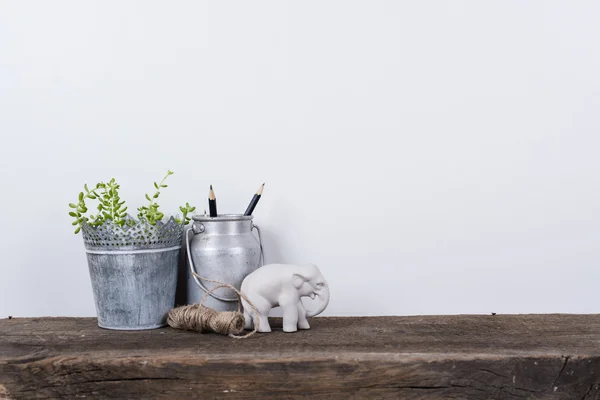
[1,315,600,399]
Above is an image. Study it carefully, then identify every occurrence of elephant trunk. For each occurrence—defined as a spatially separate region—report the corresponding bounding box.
[305,284,330,317]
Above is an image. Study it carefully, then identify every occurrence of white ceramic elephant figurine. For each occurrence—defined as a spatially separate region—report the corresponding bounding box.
[240,263,330,333]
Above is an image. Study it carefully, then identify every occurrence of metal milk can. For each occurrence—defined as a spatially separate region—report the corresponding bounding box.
[186,214,263,312]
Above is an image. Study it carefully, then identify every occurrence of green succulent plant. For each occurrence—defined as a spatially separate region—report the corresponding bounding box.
[137,170,196,226]
[69,170,195,234]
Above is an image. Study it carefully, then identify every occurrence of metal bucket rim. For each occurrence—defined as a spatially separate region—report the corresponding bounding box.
[192,214,254,222]
[81,215,184,250]
[84,244,181,254]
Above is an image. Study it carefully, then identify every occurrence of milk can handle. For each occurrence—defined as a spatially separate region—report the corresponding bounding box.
[186,227,238,302]
[252,223,265,266]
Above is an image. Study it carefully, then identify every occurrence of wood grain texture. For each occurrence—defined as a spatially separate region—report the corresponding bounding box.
[1,315,600,399]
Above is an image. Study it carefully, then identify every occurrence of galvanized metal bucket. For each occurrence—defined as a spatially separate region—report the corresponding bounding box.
[82,216,183,330]
[186,214,263,312]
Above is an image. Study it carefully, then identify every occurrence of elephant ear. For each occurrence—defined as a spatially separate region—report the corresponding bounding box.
[292,274,306,290]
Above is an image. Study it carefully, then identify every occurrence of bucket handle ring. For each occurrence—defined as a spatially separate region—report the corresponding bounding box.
[186,224,264,302]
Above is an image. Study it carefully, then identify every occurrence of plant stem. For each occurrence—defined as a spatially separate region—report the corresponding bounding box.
[147,174,169,211]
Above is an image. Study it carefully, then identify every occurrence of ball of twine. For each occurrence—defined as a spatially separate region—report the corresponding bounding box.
[168,304,245,335]
[168,273,259,339]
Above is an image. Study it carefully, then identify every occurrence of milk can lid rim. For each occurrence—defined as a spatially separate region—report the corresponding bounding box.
[192,214,254,222]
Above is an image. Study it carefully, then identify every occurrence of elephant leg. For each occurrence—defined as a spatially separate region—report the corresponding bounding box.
[257,312,271,333]
[241,298,253,330]
[297,301,310,330]
[242,297,269,332]
[281,301,299,333]
[243,309,253,330]
[249,297,272,333]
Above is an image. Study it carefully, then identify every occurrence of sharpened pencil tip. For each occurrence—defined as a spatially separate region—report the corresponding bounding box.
[210,184,213,190]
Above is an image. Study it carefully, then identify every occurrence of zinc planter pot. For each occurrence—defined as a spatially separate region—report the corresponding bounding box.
[82,217,183,330]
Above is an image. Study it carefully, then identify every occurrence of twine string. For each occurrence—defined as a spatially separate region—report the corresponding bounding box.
[167,272,260,339]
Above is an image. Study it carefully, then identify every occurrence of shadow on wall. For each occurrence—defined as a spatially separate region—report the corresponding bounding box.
[260,228,301,318]
[175,231,189,306]
[259,228,287,266]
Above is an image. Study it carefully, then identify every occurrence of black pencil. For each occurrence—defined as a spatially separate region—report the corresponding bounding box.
[208,185,218,217]
[244,183,265,216]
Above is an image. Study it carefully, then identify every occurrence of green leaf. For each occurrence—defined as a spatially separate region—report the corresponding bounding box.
[78,192,84,201]
[153,193,159,198]
[97,204,103,211]
[69,212,77,217]
[145,194,151,201]
[154,182,159,189]
[69,203,77,208]
[88,195,97,200]
[161,184,168,188]
[84,183,89,192]
[71,220,78,226]
[74,227,81,234]
[121,207,127,213]
[189,206,196,212]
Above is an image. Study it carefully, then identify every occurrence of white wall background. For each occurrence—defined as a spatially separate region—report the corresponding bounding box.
[1,1,599,318]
